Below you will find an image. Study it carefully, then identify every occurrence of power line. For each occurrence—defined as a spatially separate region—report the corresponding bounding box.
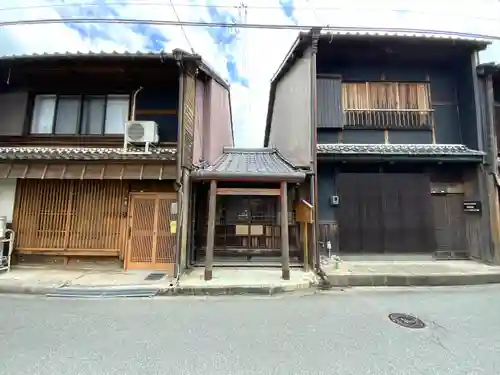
[0,1,499,23]
[0,18,498,41]
[168,0,194,53]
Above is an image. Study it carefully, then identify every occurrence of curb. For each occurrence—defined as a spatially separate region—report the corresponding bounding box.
[0,284,58,296]
[0,282,317,297]
[326,273,500,287]
[160,282,316,296]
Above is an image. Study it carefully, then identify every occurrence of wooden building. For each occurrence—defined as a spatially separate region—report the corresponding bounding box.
[477,63,500,263]
[190,148,309,280]
[0,50,234,275]
[265,29,494,266]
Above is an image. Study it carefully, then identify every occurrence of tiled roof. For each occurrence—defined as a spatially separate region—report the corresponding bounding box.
[191,148,306,182]
[0,147,177,161]
[264,28,491,147]
[0,49,229,89]
[317,144,485,157]
[319,29,492,44]
[0,50,166,59]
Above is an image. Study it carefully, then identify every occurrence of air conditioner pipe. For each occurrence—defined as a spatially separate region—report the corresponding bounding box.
[131,86,144,121]
[123,86,144,151]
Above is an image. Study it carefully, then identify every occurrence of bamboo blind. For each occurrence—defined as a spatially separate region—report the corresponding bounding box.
[14,180,127,254]
[342,82,432,128]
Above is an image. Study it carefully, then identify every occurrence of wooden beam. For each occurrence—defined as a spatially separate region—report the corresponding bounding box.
[205,180,217,281]
[280,181,290,280]
[216,188,280,196]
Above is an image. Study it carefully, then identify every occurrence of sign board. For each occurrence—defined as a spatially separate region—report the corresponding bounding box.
[464,201,481,213]
[170,220,177,234]
[295,199,314,223]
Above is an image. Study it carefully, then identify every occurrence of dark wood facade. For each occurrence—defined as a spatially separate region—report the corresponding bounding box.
[266,30,492,264]
[317,162,485,259]
[336,171,434,254]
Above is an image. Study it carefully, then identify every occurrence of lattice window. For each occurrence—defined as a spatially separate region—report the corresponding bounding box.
[342,82,433,129]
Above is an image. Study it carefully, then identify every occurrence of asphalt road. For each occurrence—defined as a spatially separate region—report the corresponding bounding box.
[1,286,500,375]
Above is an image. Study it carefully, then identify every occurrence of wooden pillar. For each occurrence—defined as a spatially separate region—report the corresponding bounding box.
[280,181,290,280]
[205,180,217,281]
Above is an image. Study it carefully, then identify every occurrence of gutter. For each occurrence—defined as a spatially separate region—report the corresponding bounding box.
[173,51,185,285]
[307,28,331,287]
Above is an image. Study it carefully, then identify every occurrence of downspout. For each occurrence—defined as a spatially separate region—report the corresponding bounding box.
[482,71,500,263]
[173,54,185,285]
[308,28,330,286]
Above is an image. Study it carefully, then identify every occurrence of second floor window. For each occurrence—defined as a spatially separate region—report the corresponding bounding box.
[342,82,432,129]
[31,94,130,135]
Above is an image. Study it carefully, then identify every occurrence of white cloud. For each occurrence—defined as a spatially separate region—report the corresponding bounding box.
[0,0,499,148]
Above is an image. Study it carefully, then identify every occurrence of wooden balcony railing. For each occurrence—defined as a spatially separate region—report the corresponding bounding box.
[343,108,434,130]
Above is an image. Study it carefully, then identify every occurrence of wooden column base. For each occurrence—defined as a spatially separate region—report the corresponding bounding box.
[204,269,213,281]
[282,268,290,280]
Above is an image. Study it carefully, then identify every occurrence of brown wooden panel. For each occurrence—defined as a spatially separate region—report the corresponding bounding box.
[13,180,126,256]
[122,165,143,179]
[495,104,500,152]
[160,164,177,180]
[433,194,467,254]
[8,164,29,178]
[103,164,124,179]
[126,193,177,270]
[64,164,85,179]
[156,196,177,264]
[338,172,434,254]
[337,173,362,253]
[43,164,64,179]
[24,164,46,179]
[82,164,105,179]
[216,188,281,196]
[142,165,162,179]
[181,72,196,167]
[0,164,11,178]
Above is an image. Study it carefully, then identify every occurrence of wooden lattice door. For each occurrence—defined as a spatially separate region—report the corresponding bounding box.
[126,193,177,272]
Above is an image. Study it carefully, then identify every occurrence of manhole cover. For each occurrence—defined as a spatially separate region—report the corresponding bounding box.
[388,313,426,329]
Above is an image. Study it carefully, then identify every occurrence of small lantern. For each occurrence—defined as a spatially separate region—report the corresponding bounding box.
[0,216,6,239]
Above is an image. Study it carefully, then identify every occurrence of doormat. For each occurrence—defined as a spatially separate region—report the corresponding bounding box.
[144,272,167,281]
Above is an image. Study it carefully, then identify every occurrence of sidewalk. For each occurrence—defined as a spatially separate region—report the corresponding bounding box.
[322,259,500,287]
[0,266,317,297]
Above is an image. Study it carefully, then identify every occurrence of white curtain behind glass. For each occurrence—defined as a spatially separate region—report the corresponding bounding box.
[81,96,106,134]
[105,95,129,134]
[31,95,56,134]
[55,96,80,134]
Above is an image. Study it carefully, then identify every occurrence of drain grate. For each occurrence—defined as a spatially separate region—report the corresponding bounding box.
[388,313,426,329]
[47,287,160,298]
[144,272,167,281]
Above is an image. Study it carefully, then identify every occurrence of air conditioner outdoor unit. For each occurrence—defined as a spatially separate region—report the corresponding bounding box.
[125,121,159,144]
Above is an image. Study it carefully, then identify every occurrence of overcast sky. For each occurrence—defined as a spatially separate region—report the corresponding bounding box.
[1,0,499,147]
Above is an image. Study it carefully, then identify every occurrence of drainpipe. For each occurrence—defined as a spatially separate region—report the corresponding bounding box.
[308,28,330,285]
[123,86,144,150]
[482,71,500,264]
[173,52,185,284]
[131,86,144,121]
